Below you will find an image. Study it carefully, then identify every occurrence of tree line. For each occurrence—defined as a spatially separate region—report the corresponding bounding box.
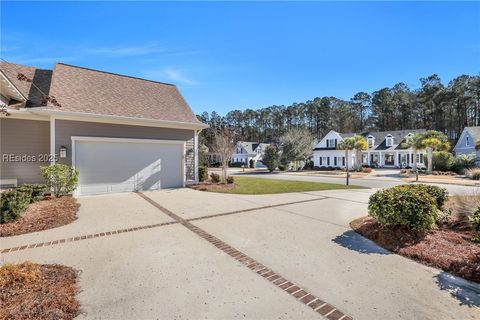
[198,74,480,146]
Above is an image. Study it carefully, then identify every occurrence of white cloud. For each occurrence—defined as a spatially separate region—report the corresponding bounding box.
[143,67,199,86]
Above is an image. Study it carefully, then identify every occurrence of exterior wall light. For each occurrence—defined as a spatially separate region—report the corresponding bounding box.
[59,146,67,158]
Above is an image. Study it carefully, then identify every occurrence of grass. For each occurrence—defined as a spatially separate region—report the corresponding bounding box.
[206,176,366,194]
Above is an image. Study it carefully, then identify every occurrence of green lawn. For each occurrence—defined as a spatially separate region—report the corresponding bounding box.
[208,176,366,195]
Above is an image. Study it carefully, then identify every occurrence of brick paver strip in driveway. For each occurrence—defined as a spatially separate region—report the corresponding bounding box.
[137,192,354,320]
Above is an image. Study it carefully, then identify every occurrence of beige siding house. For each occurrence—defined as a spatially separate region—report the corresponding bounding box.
[0,61,207,195]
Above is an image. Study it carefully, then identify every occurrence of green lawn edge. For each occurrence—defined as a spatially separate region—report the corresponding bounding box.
[206,176,367,195]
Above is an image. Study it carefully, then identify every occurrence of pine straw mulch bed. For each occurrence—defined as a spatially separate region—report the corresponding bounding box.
[0,196,80,237]
[0,262,80,320]
[188,182,236,192]
[351,216,480,283]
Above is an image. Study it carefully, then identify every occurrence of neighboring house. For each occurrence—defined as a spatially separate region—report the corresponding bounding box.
[230,141,269,167]
[0,61,207,195]
[453,126,480,162]
[313,129,427,169]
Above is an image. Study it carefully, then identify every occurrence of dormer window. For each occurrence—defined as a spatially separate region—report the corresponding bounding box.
[385,134,394,147]
[367,136,375,148]
[326,139,337,148]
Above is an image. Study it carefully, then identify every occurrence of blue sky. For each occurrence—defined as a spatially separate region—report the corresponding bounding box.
[1,1,479,115]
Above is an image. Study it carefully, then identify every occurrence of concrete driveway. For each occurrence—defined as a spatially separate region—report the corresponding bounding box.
[1,189,479,320]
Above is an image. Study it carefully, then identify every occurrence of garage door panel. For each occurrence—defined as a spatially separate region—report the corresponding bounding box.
[75,139,183,195]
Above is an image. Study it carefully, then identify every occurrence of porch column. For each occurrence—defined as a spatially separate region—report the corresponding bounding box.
[194,130,199,182]
[408,150,412,165]
[367,151,371,165]
[379,152,383,167]
[395,151,399,167]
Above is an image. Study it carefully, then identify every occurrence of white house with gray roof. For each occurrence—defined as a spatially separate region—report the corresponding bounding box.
[453,126,479,162]
[231,141,269,167]
[313,129,427,168]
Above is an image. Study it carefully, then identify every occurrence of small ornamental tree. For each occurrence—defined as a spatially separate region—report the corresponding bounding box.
[405,133,424,171]
[421,130,450,173]
[210,128,236,182]
[40,164,79,197]
[337,137,356,185]
[352,135,368,170]
[263,145,280,172]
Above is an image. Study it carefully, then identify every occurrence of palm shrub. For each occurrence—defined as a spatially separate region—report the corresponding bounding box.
[368,185,441,231]
[40,164,79,197]
[466,168,480,180]
[451,154,477,174]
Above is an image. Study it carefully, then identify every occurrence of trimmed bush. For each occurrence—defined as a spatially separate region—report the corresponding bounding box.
[198,166,208,182]
[210,172,221,183]
[412,184,449,209]
[16,184,48,203]
[466,168,480,180]
[432,151,454,172]
[469,207,480,231]
[368,185,440,231]
[0,189,30,223]
[40,164,79,197]
[226,176,234,184]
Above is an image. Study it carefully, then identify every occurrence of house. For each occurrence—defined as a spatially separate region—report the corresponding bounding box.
[0,61,207,195]
[453,126,480,162]
[230,141,269,167]
[313,129,427,169]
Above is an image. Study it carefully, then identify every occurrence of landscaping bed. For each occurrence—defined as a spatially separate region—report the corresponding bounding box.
[351,216,480,283]
[0,196,80,237]
[0,262,80,320]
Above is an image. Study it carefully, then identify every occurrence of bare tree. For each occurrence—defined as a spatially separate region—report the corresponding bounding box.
[210,128,236,182]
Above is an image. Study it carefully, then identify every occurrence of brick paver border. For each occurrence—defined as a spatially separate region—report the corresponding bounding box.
[137,192,354,320]
[1,196,328,254]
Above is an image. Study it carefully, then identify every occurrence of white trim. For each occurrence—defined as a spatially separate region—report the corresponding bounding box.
[71,136,186,196]
[3,109,50,121]
[0,71,27,101]
[31,108,208,130]
[194,130,199,183]
[71,136,186,145]
[50,117,56,164]
[453,128,469,152]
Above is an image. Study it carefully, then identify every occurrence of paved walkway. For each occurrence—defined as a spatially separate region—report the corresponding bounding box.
[1,189,479,320]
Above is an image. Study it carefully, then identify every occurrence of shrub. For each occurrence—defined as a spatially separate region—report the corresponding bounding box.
[451,154,476,173]
[16,184,48,203]
[198,166,208,182]
[278,165,286,171]
[469,207,480,231]
[432,151,454,172]
[210,172,221,183]
[226,176,234,184]
[466,168,480,180]
[368,185,440,231]
[40,164,79,197]
[0,189,31,223]
[412,184,449,209]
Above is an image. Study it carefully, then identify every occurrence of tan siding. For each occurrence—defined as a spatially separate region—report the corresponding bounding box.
[55,120,196,181]
[0,118,50,184]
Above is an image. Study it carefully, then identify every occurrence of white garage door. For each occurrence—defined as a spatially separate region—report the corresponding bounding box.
[73,137,184,195]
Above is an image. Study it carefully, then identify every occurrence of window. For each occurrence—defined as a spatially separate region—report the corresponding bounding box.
[416,154,424,164]
[320,157,329,166]
[368,138,374,147]
[326,139,336,148]
[385,135,394,147]
[466,136,470,147]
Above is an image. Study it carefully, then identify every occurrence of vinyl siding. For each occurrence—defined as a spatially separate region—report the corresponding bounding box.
[55,120,196,181]
[0,118,50,184]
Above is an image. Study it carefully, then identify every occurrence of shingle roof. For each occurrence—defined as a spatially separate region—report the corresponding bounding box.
[337,129,426,150]
[238,141,269,154]
[45,63,200,123]
[465,126,480,140]
[0,61,52,107]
